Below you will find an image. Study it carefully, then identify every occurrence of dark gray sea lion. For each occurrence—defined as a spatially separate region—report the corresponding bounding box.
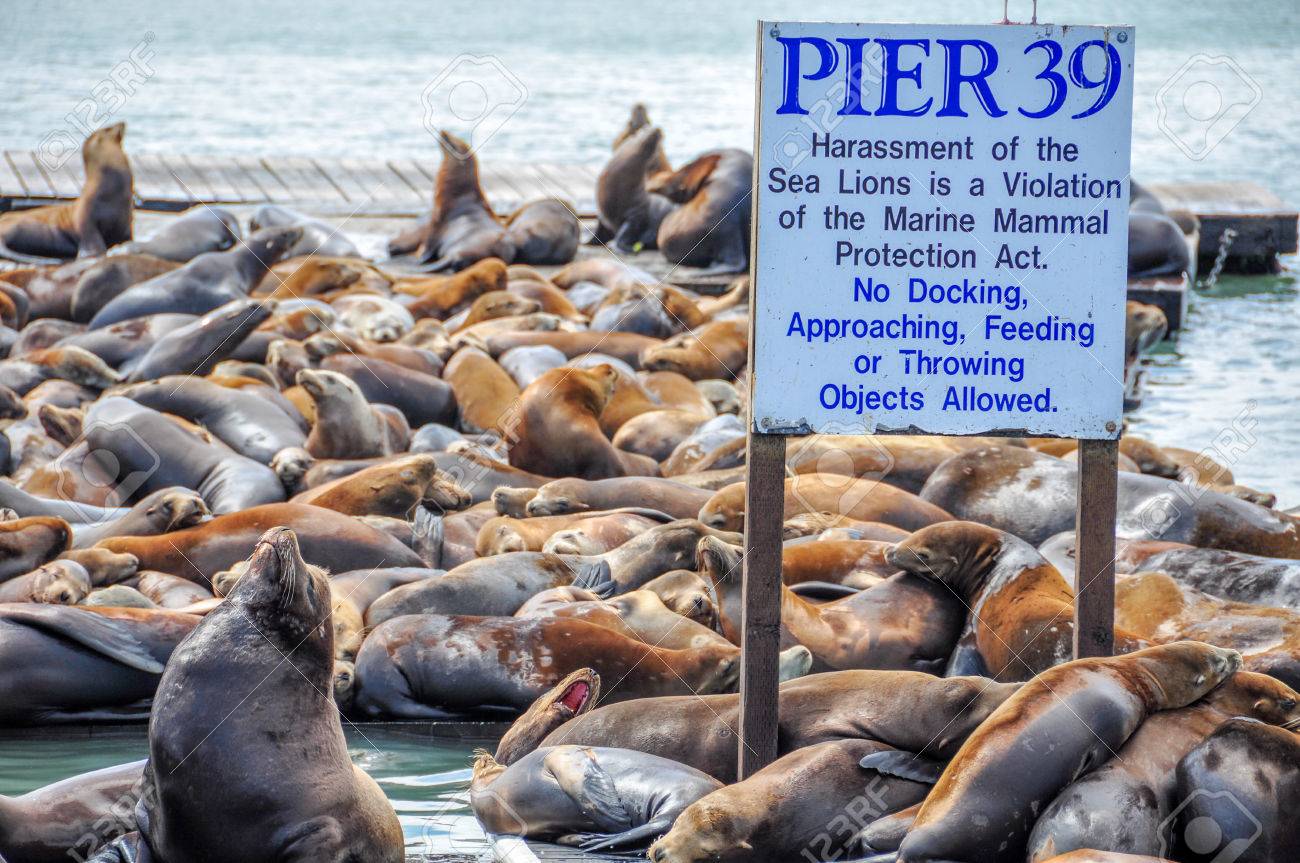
[297,369,408,459]
[1128,212,1191,279]
[0,124,132,265]
[0,758,146,863]
[595,126,676,252]
[248,204,361,258]
[0,481,125,524]
[87,226,301,329]
[134,528,403,863]
[122,298,275,382]
[319,353,458,428]
[503,199,580,265]
[118,205,240,262]
[71,487,209,549]
[55,313,196,369]
[652,147,752,274]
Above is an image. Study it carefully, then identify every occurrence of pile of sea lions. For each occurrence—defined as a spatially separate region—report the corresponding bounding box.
[0,115,1289,863]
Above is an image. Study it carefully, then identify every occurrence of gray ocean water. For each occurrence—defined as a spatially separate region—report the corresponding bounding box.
[1,2,1298,856]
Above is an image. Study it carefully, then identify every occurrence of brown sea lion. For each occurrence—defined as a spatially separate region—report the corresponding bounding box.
[889,522,1147,681]
[640,318,747,381]
[611,408,709,462]
[256,255,390,299]
[893,642,1241,863]
[391,130,513,272]
[476,508,669,557]
[649,739,931,863]
[58,547,138,586]
[95,503,423,586]
[68,254,180,323]
[290,453,469,518]
[524,476,712,519]
[398,257,508,320]
[443,346,520,434]
[354,614,743,716]
[782,513,911,542]
[508,365,657,479]
[484,329,662,368]
[0,124,132,265]
[641,569,718,628]
[0,758,146,863]
[700,474,951,533]
[134,571,213,610]
[613,104,673,181]
[454,291,540,331]
[133,528,403,863]
[650,148,752,274]
[0,345,122,396]
[298,368,406,458]
[535,669,1019,784]
[502,198,580,265]
[0,516,70,583]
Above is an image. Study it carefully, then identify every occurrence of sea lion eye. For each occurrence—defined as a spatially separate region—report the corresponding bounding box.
[1281,699,1297,711]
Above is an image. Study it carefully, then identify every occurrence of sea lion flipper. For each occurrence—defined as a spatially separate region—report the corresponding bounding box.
[943,640,990,678]
[0,237,65,266]
[572,560,615,598]
[789,581,860,600]
[412,506,444,569]
[544,747,635,832]
[859,750,944,785]
[0,606,164,674]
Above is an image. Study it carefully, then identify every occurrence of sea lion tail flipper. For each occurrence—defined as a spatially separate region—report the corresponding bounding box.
[544,747,635,832]
[789,581,860,600]
[859,750,944,785]
[412,506,444,569]
[608,507,676,523]
[0,238,66,266]
[416,255,455,273]
[0,605,165,673]
[83,831,151,863]
[567,818,673,851]
[943,640,991,678]
[572,560,615,598]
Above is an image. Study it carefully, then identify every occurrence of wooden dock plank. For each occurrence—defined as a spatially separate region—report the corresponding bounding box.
[262,156,350,206]
[500,162,556,204]
[5,151,56,197]
[346,160,425,207]
[315,158,370,204]
[183,156,241,202]
[387,159,433,204]
[0,152,33,200]
[160,154,213,202]
[233,156,288,200]
[41,156,82,198]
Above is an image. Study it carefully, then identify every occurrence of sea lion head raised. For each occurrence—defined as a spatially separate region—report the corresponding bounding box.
[490,667,601,767]
[83,121,128,172]
[228,527,333,650]
[296,368,365,415]
[886,520,1009,597]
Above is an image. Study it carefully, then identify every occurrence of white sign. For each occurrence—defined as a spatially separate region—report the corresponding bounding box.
[751,22,1134,439]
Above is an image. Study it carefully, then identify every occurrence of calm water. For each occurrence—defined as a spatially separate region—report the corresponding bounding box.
[0,726,496,861]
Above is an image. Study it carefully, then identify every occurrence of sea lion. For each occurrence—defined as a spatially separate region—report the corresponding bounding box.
[889,522,1146,680]
[476,508,668,556]
[611,409,709,462]
[0,559,91,604]
[1026,670,1300,861]
[319,352,457,428]
[1112,543,1300,609]
[0,758,146,863]
[0,516,70,582]
[641,318,747,381]
[398,257,508,320]
[133,528,403,863]
[502,199,580,265]
[698,535,965,673]
[921,445,1300,557]
[66,255,180,323]
[648,739,931,863]
[508,364,657,479]
[893,642,1241,863]
[484,329,662,368]
[641,569,718,628]
[298,368,406,458]
[524,476,711,519]
[0,345,121,396]
[248,204,362,258]
[0,481,125,525]
[1128,212,1191,279]
[353,614,743,717]
[134,571,213,609]
[81,396,285,513]
[1172,717,1300,862]
[782,513,911,542]
[85,224,299,328]
[118,205,240,262]
[391,130,513,271]
[58,547,139,586]
[329,567,441,618]
[122,297,275,382]
[330,293,414,342]
[95,503,423,586]
[0,124,132,265]
[256,255,387,300]
[290,453,470,518]
[443,346,520,434]
[535,670,1019,784]
[0,604,199,724]
[71,487,208,549]
[595,125,676,251]
[700,474,951,533]
[788,434,1010,495]
[651,148,753,274]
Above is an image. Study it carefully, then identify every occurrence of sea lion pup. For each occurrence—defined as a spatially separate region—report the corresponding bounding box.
[1026,671,1300,862]
[390,130,514,272]
[0,516,70,583]
[118,204,240,262]
[71,487,209,549]
[648,739,931,863]
[699,474,950,533]
[891,642,1241,863]
[533,670,1018,784]
[697,535,965,673]
[889,522,1146,680]
[291,453,470,518]
[472,670,721,851]
[640,318,748,381]
[119,529,402,863]
[921,445,1300,556]
[502,198,580,265]
[353,614,744,717]
[0,758,146,863]
[508,364,658,479]
[1115,571,1300,687]
[596,125,677,251]
[1172,717,1300,862]
[297,368,405,458]
[86,225,303,329]
[0,124,132,265]
[0,559,92,604]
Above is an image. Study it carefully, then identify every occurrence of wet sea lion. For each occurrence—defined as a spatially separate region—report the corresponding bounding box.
[596,126,676,252]
[524,475,711,519]
[921,445,1300,556]
[649,739,931,863]
[118,205,240,262]
[508,365,657,479]
[503,199,580,265]
[893,642,1241,863]
[700,474,951,533]
[87,226,302,329]
[651,147,753,274]
[291,453,470,518]
[0,124,132,265]
[96,502,423,586]
[132,528,403,863]
[0,758,146,863]
[0,516,70,582]
[0,604,199,724]
[298,369,405,459]
[536,670,1018,784]
[889,522,1146,680]
[122,297,275,382]
[354,614,743,717]
[391,131,513,271]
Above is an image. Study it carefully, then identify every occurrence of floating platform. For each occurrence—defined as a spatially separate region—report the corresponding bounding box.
[1148,180,1298,273]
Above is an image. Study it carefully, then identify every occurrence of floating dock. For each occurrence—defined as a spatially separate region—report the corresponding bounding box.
[1149,180,1299,274]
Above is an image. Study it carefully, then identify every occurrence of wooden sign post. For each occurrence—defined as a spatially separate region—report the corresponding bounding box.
[741,20,1135,777]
